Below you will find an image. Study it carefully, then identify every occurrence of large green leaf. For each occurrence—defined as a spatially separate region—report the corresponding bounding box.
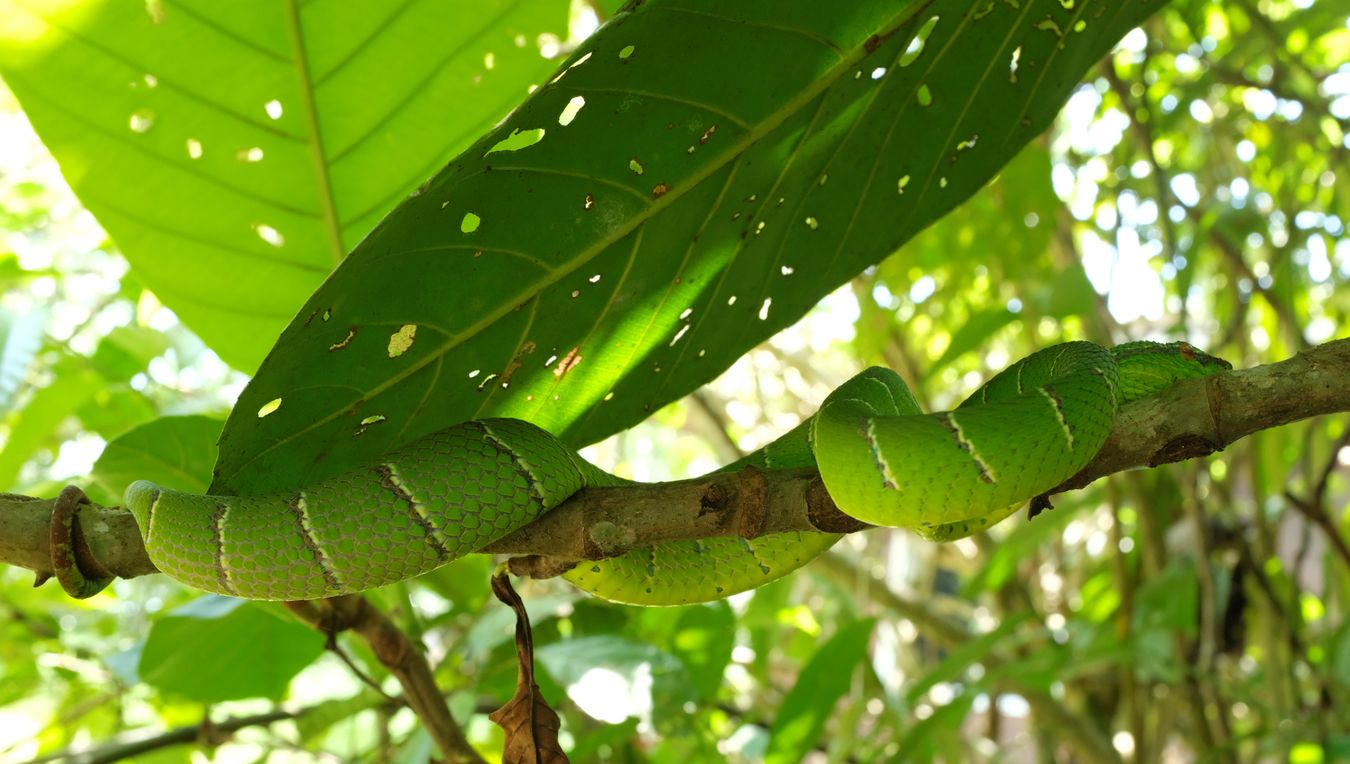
[0,0,570,371]
[210,0,1162,495]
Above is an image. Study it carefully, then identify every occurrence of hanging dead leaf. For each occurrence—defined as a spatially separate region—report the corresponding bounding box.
[488,572,569,764]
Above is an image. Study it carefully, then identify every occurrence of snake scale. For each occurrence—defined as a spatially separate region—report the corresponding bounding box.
[124,341,1228,604]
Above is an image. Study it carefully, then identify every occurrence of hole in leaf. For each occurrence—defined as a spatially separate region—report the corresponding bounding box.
[781,266,796,276]
[629,157,645,175]
[727,295,737,306]
[329,328,356,351]
[185,138,203,159]
[128,109,154,133]
[257,398,282,418]
[252,223,285,247]
[588,274,602,283]
[537,33,562,57]
[900,16,940,66]
[559,96,586,125]
[237,147,265,162]
[553,347,581,378]
[670,325,690,346]
[618,44,635,59]
[700,124,717,144]
[898,175,911,194]
[679,308,693,320]
[486,127,546,155]
[484,52,495,69]
[804,217,819,230]
[917,84,933,106]
[264,99,283,120]
[1009,46,1022,83]
[870,67,886,80]
[758,298,772,320]
[584,193,595,210]
[468,369,481,378]
[387,324,417,358]
[461,213,481,233]
[355,414,387,436]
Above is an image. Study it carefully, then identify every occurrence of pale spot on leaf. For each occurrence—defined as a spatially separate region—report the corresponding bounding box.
[387,324,417,358]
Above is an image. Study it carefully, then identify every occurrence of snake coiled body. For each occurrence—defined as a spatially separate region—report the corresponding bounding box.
[124,341,1228,603]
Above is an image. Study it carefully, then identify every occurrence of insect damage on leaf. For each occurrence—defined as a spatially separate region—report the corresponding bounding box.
[489,572,569,764]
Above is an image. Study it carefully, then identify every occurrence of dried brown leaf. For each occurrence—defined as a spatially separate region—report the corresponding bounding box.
[488,572,569,764]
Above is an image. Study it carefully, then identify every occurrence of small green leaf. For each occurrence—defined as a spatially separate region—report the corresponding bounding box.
[764,618,875,764]
[930,307,1017,374]
[91,415,222,500]
[667,602,734,700]
[139,596,323,702]
[295,691,386,743]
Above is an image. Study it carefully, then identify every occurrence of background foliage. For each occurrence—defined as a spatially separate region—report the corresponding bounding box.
[0,0,1347,762]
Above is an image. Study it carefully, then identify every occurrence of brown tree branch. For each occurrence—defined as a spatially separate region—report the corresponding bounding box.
[283,596,486,764]
[2,339,1347,586]
[24,708,304,764]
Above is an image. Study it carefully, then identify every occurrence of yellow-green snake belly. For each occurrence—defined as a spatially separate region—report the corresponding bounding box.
[124,341,1229,603]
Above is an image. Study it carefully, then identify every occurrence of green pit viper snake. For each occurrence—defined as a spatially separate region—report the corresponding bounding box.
[124,341,1228,604]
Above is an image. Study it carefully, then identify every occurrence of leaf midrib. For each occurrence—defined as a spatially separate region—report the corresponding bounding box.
[284,0,345,268]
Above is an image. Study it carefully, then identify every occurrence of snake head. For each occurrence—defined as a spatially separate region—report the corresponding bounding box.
[1111,341,1232,403]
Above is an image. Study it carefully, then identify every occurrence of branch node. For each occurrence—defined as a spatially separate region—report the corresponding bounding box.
[506,555,577,580]
[585,520,635,557]
[1149,434,1221,467]
[698,481,728,516]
